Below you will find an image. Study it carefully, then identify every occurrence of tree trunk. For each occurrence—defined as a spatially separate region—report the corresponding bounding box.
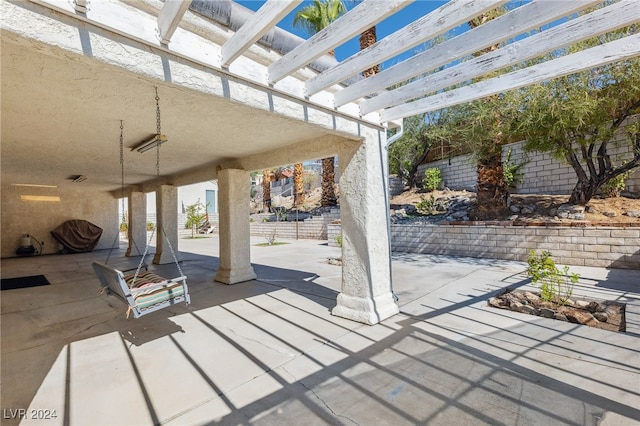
[568,179,599,205]
[321,157,337,207]
[360,27,379,78]
[472,152,510,220]
[293,163,304,208]
[262,169,272,213]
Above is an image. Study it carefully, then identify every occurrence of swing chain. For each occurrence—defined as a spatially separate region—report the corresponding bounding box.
[155,87,161,177]
[161,226,184,277]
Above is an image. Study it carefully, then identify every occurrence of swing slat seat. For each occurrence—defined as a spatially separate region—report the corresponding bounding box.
[92,261,190,318]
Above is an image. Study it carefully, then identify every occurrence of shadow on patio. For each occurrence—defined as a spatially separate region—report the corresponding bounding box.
[1,239,638,425]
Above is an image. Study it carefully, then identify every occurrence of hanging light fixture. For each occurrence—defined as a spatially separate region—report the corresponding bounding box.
[132,134,168,153]
[132,87,167,153]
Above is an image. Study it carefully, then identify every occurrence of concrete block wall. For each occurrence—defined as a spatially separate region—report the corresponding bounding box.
[328,222,341,247]
[418,137,640,196]
[417,154,476,191]
[250,210,340,241]
[390,223,639,269]
[389,176,405,196]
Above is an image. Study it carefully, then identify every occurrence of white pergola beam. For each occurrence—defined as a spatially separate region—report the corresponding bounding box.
[335,0,601,108]
[268,0,413,85]
[380,33,640,122]
[221,0,302,68]
[73,0,87,13]
[305,0,508,97]
[364,0,640,115]
[157,0,192,44]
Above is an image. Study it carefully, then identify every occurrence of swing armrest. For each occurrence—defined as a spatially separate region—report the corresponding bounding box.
[121,263,148,274]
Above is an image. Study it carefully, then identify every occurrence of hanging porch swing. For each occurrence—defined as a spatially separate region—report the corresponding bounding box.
[92,88,190,319]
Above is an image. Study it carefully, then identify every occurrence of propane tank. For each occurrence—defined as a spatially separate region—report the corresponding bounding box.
[16,234,36,256]
[20,234,31,248]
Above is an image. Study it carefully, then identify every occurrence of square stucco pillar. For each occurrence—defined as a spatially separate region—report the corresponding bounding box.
[332,129,399,325]
[153,185,180,265]
[126,191,147,257]
[215,168,256,284]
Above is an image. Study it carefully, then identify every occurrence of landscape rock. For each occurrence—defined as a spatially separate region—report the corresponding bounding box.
[565,310,599,327]
[487,289,625,333]
[625,210,640,218]
[539,308,555,318]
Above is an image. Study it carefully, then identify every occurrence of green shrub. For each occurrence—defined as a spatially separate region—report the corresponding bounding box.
[146,222,155,231]
[601,170,629,198]
[335,234,343,247]
[526,250,579,305]
[119,222,128,232]
[422,168,442,192]
[503,149,528,189]
[416,194,436,215]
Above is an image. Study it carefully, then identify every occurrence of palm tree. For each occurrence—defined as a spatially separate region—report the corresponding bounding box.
[293,162,304,208]
[467,8,509,219]
[262,169,272,213]
[293,0,347,207]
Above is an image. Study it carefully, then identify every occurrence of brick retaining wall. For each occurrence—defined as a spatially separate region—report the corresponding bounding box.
[389,223,639,269]
[250,210,340,241]
[417,138,640,196]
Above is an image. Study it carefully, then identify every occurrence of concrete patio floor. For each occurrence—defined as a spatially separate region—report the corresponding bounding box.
[1,236,639,425]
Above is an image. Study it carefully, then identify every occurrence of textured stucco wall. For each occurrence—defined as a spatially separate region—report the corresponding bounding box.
[1,184,117,258]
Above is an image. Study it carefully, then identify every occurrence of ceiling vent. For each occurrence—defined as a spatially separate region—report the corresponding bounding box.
[69,175,87,183]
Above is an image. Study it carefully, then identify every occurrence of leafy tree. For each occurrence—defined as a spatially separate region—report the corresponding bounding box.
[389,111,454,188]
[514,24,640,205]
[293,0,347,207]
[185,200,207,238]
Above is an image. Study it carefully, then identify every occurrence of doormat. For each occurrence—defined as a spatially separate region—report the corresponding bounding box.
[1,275,51,291]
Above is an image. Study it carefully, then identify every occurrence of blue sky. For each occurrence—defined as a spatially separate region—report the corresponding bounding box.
[236,1,451,66]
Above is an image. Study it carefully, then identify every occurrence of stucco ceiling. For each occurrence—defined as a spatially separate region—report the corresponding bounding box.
[1,33,332,193]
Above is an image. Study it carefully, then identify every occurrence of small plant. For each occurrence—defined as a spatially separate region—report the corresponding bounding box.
[185,200,208,238]
[416,194,436,215]
[146,222,155,231]
[503,148,528,189]
[335,234,343,247]
[526,250,579,305]
[119,222,128,232]
[422,168,442,192]
[265,228,277,245]
[601,169,629,198]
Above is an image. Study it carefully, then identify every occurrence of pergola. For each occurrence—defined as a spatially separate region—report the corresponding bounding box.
[2,0,638,324]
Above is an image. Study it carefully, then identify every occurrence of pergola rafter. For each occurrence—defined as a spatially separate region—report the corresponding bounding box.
[361,0,640,115]
[268,0,412,85]
[335,0,602,108]
[304,0,509,96]
[157,0,192,44]
[26,0,640,125]
[380,33,640,122]
[221,0,302,68]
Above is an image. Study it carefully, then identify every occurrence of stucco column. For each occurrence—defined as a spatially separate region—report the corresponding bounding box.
[153,185,180,265]
[126,191,147,257]
[215,168,256,284]
[333,129,399,324]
